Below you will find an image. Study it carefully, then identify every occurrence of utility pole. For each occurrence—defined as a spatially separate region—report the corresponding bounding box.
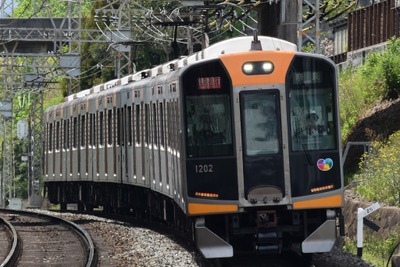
[298,0,321,53]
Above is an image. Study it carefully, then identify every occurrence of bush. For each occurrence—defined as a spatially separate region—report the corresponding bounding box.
[338,67,366,140]
[361,37,400,100]
[339,37,400,141]
[355,131,400,206]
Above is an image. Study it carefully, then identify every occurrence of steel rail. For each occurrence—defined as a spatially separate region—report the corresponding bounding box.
[0,215,19,267]
[0,209,97,267]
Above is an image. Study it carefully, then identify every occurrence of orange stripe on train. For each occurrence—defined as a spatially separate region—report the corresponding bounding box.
[220,51,296,86]
[188,203,238,215]
[293,194,343,209]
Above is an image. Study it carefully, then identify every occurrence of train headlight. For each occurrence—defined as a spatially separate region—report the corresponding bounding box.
[242,61,274,75]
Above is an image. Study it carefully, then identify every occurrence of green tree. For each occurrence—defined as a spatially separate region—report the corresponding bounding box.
[359,37,400,100]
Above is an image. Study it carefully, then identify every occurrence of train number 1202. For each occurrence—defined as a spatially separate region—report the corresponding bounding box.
[195,164,214,173]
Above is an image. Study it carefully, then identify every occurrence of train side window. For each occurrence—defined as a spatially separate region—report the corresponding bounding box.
[117,108,121,146]
[128,106,132,146]
[160,102,165,147]
[48,123,53,151]
[153,103,158,146]
[174,100,178,150]
[136,104,141,144]
[145,104,149,145]
[63,119,68,150]
[81,115,85,147]
[108,109,113,146]
[99,111,104,146]
[56,121,60,151]
[90,113,95,146]
[73,117,78,148]
[67,119,70,149]
[167,102,171,148]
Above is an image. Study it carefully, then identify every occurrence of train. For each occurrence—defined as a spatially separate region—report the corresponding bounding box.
[44,34,344,259]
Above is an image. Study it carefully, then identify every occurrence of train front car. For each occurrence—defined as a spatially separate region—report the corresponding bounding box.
[181,37,344,259]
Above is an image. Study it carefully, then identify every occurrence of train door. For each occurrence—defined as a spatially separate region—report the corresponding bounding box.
[239,90,285,203]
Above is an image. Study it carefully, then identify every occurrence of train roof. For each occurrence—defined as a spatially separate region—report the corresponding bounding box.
[65,35,297,102]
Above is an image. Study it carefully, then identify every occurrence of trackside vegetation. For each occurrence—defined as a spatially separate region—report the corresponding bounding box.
[339,37,400,267]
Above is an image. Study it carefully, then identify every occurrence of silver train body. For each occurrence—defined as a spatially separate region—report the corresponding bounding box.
[44,35,344,259]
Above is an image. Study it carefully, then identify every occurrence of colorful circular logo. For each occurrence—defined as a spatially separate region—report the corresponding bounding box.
[317,158,333,171]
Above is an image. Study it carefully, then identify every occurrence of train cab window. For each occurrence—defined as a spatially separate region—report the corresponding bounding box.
[287,56,337,151]
[241,92,280,155]
[185,94,233,158]
[183,60,233,158]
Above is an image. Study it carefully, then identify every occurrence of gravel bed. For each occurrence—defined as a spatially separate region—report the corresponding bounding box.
[33,210,375,267]
[35,210,200,267]
[312,238,375,267]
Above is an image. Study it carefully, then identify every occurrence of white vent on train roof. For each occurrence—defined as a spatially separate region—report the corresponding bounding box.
[105,79,121,89]
[121,75,133,85]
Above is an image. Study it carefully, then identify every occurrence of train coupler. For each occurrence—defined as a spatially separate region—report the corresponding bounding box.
[254,228,281,253]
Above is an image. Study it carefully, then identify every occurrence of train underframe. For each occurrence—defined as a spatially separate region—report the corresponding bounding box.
[45,181,342,258]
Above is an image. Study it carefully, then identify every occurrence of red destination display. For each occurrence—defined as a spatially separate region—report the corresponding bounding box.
[198,77,221,90]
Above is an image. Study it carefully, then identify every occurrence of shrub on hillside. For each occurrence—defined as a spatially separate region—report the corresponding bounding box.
[360,37,400,100]
[355,131,400,206]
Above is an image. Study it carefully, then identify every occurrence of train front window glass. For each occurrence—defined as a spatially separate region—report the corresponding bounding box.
[287,56,337,151]
[241,92,279,155]
[185,95,232,157]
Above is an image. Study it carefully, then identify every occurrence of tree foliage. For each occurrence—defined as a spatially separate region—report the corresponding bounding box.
[359,37,400,100]
[13,0,92,18]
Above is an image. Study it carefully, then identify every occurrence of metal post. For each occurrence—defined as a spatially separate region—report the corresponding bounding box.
[297,0,321,53]
[356,202,381,257]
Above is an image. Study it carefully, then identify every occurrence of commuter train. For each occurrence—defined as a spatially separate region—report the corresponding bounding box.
[44,34,344,259]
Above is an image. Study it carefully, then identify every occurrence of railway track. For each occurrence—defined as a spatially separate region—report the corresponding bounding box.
[0,214,19,267]
[0,209,96,267]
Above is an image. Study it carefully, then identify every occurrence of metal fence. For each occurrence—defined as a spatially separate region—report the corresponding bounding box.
[348,0,400,52]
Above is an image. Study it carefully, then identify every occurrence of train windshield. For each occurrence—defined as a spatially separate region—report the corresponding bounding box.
[241,92,280,155]
[287,56,337,151]
[182,60,233,158]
